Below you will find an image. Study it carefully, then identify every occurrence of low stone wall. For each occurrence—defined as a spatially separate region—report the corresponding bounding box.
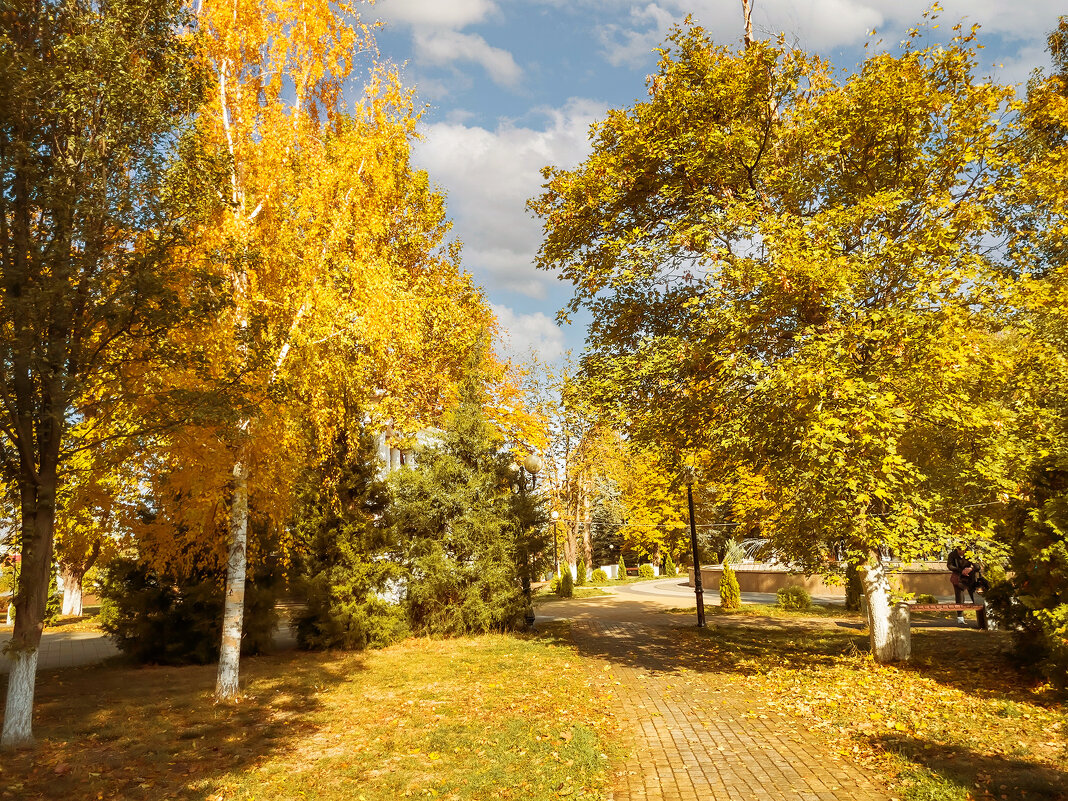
[687,562,954,598]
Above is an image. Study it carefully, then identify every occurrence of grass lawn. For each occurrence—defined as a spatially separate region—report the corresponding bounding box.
[2,632,618,801]
[672,619,1067,801]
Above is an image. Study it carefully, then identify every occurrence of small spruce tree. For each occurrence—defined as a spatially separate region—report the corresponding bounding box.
[719,562,741,609]
[663,552,677,577]
[291,426,408,651]
[575,556,587,586]
[617,555,627,580]
[558,570,574,598]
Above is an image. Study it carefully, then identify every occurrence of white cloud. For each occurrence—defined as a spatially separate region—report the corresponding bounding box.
[598,3,677,68]
[492,304,567,362]
[375,0,498,29]
[558,0,1066,57]
[413,98,604,300]
[413,29,522,88]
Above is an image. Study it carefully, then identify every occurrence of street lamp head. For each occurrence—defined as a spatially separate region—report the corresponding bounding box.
[550,510,559,521]
[523,454,543,475]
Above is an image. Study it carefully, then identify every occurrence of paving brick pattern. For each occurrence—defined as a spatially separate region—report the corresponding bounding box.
[569,615,892,801]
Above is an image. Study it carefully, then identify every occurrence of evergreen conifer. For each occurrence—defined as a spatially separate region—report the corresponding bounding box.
[389,367,547,634]
[720,563,741,609]
[663,552,677,577]
[291,426,407,650]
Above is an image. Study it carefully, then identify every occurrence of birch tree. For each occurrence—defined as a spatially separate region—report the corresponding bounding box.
[190,0,496,700]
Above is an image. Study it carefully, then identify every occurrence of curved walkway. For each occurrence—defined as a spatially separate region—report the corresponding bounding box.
[540,585,891,801]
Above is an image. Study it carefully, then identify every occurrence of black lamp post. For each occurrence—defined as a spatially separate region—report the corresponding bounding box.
[550,509,560,577]
[683,466,706,628]
[515,454,542,629]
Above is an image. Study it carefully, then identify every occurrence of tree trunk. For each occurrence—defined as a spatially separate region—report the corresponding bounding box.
[581,479,592,567]
[845,560,863,611]
[215,460,248,701]
[859,556,911,663]
[2,472,58,748]
[59,565,84,617]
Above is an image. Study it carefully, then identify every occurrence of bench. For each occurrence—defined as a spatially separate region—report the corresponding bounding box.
[625,567,639,577]
[908,603,988,630]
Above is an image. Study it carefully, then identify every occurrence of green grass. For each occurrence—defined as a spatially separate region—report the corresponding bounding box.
[4,631,616,800]
[664,601,861,620]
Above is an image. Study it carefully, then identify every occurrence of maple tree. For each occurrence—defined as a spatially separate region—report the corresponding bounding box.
[991,17,1068,684]
[533,18,1020,661]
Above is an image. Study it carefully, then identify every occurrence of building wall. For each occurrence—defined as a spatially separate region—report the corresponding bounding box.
[687,563,957,598]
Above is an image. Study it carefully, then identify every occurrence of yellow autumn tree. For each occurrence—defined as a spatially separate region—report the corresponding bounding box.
[149,0,498,699]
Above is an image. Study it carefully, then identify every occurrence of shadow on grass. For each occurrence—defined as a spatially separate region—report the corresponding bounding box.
[872,732,1068,801]
[4,649,366,800]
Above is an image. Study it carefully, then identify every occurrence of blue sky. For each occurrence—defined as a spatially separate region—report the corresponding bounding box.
[369,0,1066,363]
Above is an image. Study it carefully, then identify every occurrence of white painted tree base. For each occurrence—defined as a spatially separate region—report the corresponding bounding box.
[860,559,911,663]
[61,577,83,617]
[1,650,38,748]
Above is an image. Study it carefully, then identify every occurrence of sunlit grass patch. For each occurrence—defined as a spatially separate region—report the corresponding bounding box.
[3,630,617,800]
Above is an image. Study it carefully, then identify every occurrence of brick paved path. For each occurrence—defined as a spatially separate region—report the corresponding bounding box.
[567,610,891,801]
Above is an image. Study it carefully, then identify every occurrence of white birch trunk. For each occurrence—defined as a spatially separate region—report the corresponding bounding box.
[859,558,911,663]
[60,567,83,617]
[216,460,249,701]
[1,650,39,748]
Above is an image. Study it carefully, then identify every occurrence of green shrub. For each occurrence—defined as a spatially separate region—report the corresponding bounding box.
[663,553,677,577]
[590,568,609,584]
[558,570,574,598]
[985,467,1068,687]
[777,585,811,611]
[575,557,587,586]
[99,557,279,665]
[638,564,655,580]
[548,575,561,594]
[617,556,626,579]
[296,572,409,651]
[719,563,740,609]
[914,593,938,604]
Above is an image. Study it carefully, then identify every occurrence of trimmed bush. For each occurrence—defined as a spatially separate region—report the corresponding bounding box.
[915,593,938,604]
[638,564,655,580]
[99,557,279,665]
[777,585,811,611]
[617,556,626,579]
[558,570,574,598]
[663,553,677,577]
[591,568,609,584]
[719,563,741,609]
[575,557,587,586]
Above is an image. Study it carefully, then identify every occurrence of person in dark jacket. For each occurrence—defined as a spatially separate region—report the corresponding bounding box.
[947,546,990,624]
